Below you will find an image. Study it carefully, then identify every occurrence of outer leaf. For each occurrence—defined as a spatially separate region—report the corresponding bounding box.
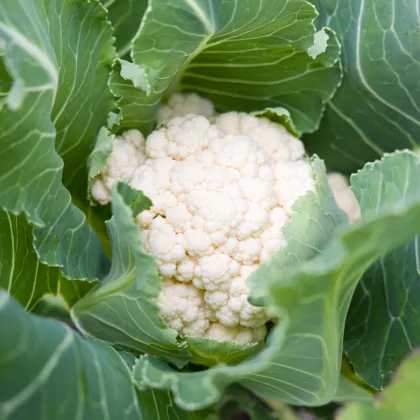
[103,0,148,58]
[305,0,420,174]
[117,182,152,216]
[0,209,95,311]
[137,389,217,420]
[71,184,190,368]
[337,351,420,420]
[253,107,299,137]
[0,210,61,310]
[185,336,263,367]
[344,155,420,389]
[49,0,116,202]
[1,292,214,420]
[113,0,341,135]
[132,151,420,410]
[109,59,154,132]
[0,0,112,280]
[119,351,217,420]
[0,292,141,420]
[344,242,420,390]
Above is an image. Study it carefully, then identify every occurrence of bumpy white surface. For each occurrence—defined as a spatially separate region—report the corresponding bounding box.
[327,173,360,222]
[156,93,215,125]
[91,130,146,205]
[205,323,267,344]
[158,279,214,336]
[92,110,315,344]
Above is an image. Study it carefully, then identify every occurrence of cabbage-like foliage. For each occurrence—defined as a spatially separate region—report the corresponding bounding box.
[2,0,420,419]
[306,0,420,393]
[110,0,342,135]
[306,0,420,174]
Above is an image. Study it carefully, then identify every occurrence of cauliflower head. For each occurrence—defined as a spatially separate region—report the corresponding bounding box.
[92,107,315,344]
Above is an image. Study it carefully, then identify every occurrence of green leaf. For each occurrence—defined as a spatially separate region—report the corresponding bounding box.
[132,151,420,410]
[333,376,373,403]
[116,182,152,216]
[344,241,420,390]
[344,151,420,388]
[109,59,154,132]
[71,184,190,368]
[0,0,113,280]
[119,59,151,94]
[344,153,420,389]
[0,292,142,420]
[50,0,116,202]
[307,29,330,59]
[107,111,121,129]
[337,351,420,420]
[305,0,420,174]
[31,294,73,324]
[0,209,95,311]
[112,0,342,135]
[71,194,113,261]
[253,107,299,137]
[88,127,116,191]
[0,210,61,311]
[137,388,217,420]
[103,0,148,58]
[185,336,263,367]
[0,293,215,420]
[120,351,218,420]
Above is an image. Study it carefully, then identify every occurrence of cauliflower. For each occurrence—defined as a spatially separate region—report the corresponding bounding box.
[92,100,316,345]
[156,92,215,125]
[327,173,360,222]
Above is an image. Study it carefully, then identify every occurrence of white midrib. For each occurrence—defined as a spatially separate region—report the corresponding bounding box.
[185,0,215,34]
[5,212,15,294]
[0,23,58,88]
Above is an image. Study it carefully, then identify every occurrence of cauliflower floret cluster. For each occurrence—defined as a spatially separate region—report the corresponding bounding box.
[327,173,360,222]
[158,279,213,336]
[92,109,315,344]
[205,323,266,345]
[156,93,215,125]
[91,129,146,205]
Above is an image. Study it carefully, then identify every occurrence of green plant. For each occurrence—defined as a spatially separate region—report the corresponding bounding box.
[1,1,420,419]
